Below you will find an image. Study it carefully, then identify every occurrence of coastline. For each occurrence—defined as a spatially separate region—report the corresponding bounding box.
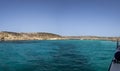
[0,31,120,41]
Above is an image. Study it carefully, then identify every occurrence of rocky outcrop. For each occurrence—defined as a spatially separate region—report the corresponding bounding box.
[0,31,62,41]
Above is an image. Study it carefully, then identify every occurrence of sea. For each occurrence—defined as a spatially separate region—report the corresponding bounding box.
[0,40,116,71]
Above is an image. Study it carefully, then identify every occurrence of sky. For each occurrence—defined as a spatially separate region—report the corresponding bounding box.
[0,0,120,36]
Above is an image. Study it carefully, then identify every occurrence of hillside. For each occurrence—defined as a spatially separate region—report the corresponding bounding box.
[63,36,120,41]
[0,31,62,41]
[0,31,120,41]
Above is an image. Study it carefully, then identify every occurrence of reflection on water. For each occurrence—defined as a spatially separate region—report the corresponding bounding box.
[0,40,115,71]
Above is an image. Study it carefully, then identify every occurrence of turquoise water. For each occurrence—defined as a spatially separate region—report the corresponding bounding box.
[0,40,116,71]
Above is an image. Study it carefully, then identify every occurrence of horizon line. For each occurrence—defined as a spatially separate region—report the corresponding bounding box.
[0,31,120,37]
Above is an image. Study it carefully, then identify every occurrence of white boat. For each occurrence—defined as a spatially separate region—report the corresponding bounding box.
[108,40,120,71]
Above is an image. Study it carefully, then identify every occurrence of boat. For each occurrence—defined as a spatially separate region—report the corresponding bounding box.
[108,40,120,71]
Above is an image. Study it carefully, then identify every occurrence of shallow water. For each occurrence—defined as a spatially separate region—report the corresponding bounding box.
[0,40,116,71]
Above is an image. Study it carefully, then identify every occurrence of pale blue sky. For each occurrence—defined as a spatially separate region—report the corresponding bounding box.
[0,0,120,36]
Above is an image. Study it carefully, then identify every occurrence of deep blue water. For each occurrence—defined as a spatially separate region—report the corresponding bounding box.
[0,40,116,71]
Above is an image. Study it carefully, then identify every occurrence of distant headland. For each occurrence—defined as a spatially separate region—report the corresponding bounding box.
[0,31,62,41]
[0,31,120,41]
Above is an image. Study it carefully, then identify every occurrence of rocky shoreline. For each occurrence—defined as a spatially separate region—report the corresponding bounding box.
[63,36,120,41]
[0,31,120,41]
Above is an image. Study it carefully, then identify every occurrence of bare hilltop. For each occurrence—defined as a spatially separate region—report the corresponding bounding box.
[0,31,62,41]
[0,31,120,41]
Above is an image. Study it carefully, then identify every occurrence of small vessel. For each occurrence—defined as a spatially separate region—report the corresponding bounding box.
[108,40,120,71]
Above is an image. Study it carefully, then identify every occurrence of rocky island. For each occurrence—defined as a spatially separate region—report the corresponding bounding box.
[0,31,120,41]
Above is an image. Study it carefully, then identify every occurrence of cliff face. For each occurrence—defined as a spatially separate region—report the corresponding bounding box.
[0,31,62,41]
